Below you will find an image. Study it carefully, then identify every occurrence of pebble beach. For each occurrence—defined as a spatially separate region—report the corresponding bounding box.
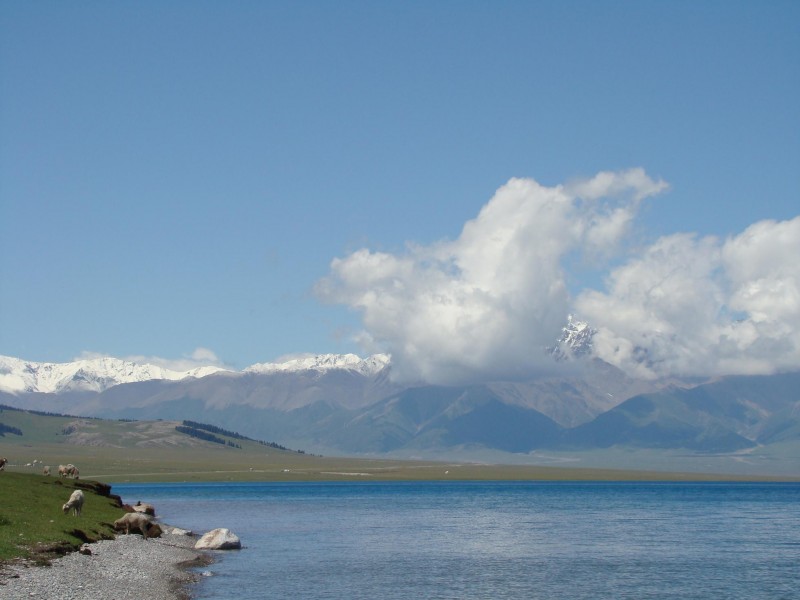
[0,529,212,600]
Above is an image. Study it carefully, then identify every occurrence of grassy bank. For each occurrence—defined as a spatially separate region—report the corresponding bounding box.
[0,473,123,563]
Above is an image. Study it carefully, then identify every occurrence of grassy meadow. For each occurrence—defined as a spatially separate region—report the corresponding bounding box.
[0,405,790,483]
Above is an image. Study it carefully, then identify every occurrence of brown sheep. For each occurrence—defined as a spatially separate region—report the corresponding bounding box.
[58,464,79,478]
[114,512,154,540]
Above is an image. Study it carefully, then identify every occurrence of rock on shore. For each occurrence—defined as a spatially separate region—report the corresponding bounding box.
[194,528,241,550]
[0,531,211,600]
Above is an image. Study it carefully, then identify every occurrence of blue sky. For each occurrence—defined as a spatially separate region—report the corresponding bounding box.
[1,1,798,380]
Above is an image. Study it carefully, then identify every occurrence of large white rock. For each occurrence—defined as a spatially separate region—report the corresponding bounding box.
[194,528,241,550]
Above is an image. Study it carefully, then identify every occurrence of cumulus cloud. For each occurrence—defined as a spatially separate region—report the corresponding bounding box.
[576,217,800,379]
[316,169,668,384]
[318,168,800,383]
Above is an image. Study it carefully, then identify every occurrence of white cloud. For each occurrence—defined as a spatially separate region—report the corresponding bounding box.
[317,169,668,384]
[564,167,669,202]
[575,217,800,378]
[319,168,800,383]
[76,347,225,373]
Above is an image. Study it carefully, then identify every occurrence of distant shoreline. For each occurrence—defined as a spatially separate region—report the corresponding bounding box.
[89,463,800,484]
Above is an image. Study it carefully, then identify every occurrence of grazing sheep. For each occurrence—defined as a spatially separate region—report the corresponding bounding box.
[62,489,85,516]
[42,465,51,476]
[146,523,164,538]
[0,457,6,471]
[114,512,154,540]
[58,464,79,478]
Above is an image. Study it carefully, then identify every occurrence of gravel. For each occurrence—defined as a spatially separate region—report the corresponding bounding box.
[0,529,213,600]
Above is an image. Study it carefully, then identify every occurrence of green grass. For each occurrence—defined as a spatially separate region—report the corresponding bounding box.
[0,472,125,563]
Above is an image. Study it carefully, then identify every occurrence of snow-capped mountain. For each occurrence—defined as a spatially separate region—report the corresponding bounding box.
[244,353,390,377]
[0,317,588,395]
[0,355,229,395]
[550,315,596,360]
[0,353,392,395]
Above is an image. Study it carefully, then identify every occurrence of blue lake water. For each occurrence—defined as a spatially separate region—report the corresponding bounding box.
[114,481,800,599]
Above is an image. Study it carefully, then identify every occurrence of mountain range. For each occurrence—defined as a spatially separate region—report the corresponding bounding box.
[1,316,798,477]
[0,353,388,395]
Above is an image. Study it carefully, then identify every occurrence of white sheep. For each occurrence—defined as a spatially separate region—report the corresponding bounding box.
[42,465,51,476]
[62,489,85,516]
[114,512,154,540]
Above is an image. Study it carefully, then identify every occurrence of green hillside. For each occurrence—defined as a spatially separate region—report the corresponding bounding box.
[0,473,122,563]
[0,404,323,482]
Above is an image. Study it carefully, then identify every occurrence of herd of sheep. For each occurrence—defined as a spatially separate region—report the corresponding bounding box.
[58,472,160,538]
[0,457,78,478]
[1,456,159,540]
[55,463,80,478]
[3,455,240,556]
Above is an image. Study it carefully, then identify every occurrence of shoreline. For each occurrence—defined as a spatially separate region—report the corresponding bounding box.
[0,524,213,600]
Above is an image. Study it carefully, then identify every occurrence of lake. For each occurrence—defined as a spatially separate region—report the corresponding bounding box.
[114,481,800,599]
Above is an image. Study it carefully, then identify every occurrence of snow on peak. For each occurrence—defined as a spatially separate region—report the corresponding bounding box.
[0,355,229,395]
[244,353,390,376]
[549,315,596,361]
[0,352,392,394]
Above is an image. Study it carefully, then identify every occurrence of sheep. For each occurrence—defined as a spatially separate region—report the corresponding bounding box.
[0,457,6,471]
[58,464,79,478]
[62,489,85,516]
[114,512,154,540]
[42,465,51,476]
